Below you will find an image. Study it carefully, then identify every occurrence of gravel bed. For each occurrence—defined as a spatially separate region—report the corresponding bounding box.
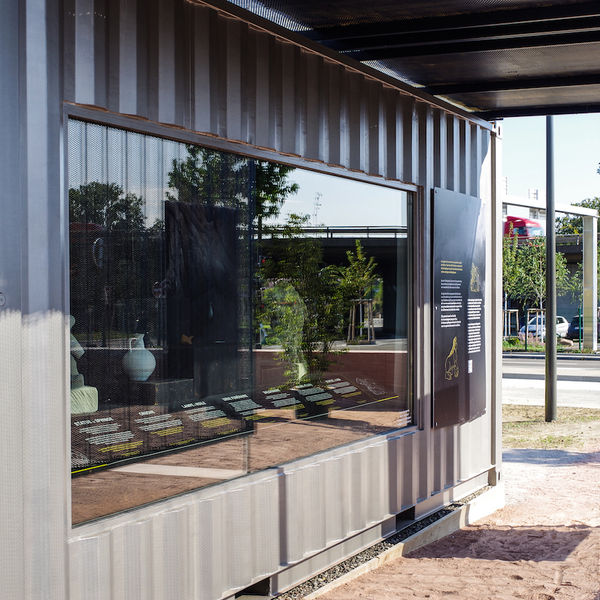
[274,487,490,599]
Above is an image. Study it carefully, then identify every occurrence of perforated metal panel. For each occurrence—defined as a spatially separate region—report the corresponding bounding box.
[225,0,552,30]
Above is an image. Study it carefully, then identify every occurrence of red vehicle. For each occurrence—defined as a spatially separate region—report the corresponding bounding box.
[504,215,545,238]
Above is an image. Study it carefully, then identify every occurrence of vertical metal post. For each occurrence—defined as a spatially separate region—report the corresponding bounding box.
[247,158,256,472]
[545,115,557,422]
[582,215,598,350]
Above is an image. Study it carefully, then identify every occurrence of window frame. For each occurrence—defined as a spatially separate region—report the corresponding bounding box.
[64,104,422,526]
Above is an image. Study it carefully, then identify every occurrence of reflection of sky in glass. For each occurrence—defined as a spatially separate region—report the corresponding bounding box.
[69,120,407,229]
[272,169,407,228]
[68,121,186,227]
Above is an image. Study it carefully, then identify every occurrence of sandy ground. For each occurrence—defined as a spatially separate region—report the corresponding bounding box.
[319,448,600,600]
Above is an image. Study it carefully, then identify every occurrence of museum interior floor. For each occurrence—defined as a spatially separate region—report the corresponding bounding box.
[72,404,410,524]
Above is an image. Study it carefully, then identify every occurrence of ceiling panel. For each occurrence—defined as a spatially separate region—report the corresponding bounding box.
[451,84,600,112]
[374,44,600,86]
[234,0,586,28]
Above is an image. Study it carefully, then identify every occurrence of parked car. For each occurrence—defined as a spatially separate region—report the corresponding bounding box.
[504,216,545,238]
[519,315,569,341]
[566,315,600,341]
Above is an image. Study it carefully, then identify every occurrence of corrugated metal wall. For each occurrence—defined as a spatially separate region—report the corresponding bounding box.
[1,2,69,600]
[0,5,26,598]
[70,430,424,600]
[1,1,498,599]
[70,469,282,600]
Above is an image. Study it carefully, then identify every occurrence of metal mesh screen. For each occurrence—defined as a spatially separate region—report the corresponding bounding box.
[69,120,254,472]
[224,0,553,30]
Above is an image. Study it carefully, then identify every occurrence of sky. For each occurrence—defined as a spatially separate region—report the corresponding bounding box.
[501,114,600,206]
[270,168,408,228]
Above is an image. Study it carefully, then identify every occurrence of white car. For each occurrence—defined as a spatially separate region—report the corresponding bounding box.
[519,315,569,341]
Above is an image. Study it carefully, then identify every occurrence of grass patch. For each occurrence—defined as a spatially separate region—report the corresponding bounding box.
[537,434,578,447]
[503,404,600,451]
[502,338,545,352]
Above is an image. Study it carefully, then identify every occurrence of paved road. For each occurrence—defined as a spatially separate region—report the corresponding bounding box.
[503,355,600,408]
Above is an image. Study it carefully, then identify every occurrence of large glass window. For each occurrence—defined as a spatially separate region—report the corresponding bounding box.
[69,120,411,523]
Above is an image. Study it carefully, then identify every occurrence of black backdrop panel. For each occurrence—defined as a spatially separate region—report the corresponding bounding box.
[432,188,486,428]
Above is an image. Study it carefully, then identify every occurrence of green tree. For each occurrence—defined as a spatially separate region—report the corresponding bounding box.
[555,197,600,303]
[568,263,583,304]
[338,240,378,302]
[260,214,346,385]
[502,225,521,304]
[254,161,300,232]
[510,237,571,309]
[167,145,299,223]
[166,146,244,206]
[555,197,600,234]
[69,182,145,231]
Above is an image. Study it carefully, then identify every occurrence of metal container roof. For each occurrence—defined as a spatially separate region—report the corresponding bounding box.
[214,0,600,119]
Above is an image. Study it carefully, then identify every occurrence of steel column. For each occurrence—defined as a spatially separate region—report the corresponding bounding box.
[583,215,598,351]
[545,115,557,422]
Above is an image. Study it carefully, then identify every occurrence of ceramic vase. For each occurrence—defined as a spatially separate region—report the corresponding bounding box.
[122,334,156,382]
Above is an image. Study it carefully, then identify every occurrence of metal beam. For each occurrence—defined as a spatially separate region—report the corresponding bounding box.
[350,30,600,60]
[475,102,600,120]
[427,74,600,96]
[322,15,600,54]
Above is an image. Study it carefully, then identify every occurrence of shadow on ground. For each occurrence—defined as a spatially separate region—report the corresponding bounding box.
[407,524,592,563]
[503,448,600,466]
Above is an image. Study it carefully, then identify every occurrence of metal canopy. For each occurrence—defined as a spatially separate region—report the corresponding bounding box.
[222,0,600,119]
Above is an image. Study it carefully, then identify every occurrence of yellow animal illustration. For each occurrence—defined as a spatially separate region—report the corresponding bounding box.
[445,336,459,380]
[470,264,481,293]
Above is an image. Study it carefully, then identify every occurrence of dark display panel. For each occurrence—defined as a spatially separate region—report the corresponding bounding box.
[432,188,486,428]
[69,119,412,522]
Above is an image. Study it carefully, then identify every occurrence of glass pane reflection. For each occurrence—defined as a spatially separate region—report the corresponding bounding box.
[69,120,411,523]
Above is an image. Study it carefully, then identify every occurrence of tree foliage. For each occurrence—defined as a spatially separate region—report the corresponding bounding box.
[555,196,600,302]
[166,146,244,206]
[338,240,378,301]
[502,225,520,301]
[259,218,379,385]
[555,197,600,234]
[503,236,571,309]
[166,145,299,222]
[259,214,346,384]
[254,161,300,224]
[69,182,145,231]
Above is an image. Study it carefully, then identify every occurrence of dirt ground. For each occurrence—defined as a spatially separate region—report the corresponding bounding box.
[319,407,600,600]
